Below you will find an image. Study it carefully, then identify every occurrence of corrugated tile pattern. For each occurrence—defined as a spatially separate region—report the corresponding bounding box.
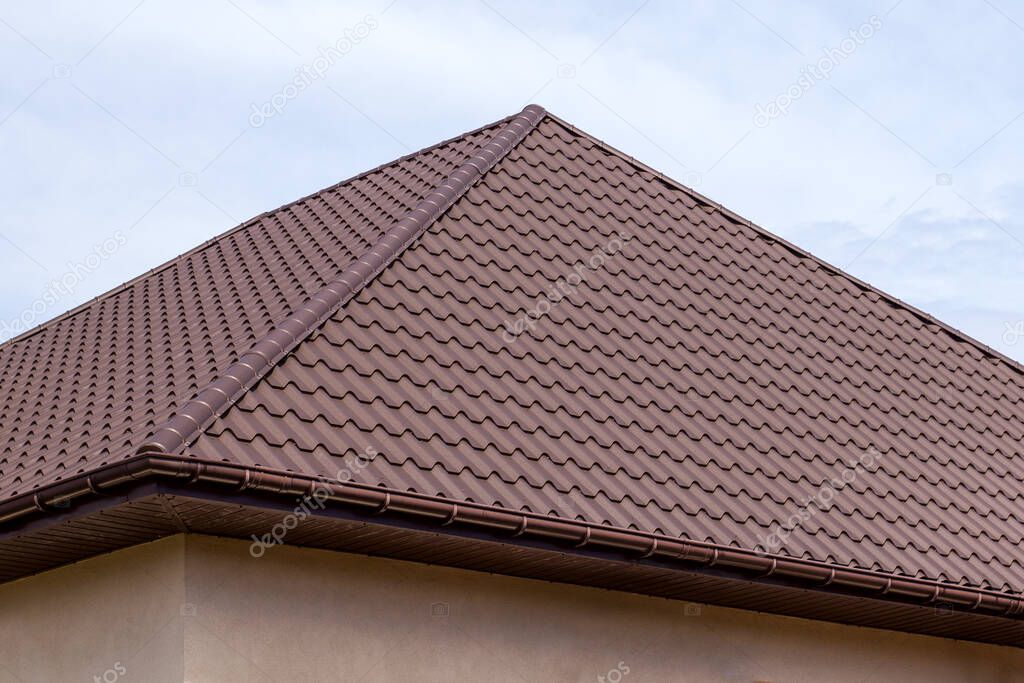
[0,122,501,500]
[199,117,1024,593]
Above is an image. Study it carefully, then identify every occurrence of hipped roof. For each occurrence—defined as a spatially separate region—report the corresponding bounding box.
[2,105,1022,643]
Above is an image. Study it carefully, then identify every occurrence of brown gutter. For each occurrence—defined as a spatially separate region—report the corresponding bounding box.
[1,453,1021,619]
[137,103,548,456]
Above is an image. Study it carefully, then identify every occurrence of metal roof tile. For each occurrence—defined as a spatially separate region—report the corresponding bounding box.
[3,105,1024,614]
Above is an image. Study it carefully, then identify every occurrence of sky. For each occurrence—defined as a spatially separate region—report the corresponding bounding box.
[1,0,1023,361]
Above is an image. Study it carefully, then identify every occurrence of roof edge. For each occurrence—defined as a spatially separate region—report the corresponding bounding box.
[543,112,1024,381]
[2,452,1021,624]
[137,104,547,456]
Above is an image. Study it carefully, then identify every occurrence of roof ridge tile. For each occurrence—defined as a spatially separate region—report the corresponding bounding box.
[137,105,547,455]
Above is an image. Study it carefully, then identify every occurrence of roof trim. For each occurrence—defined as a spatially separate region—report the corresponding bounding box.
[1,452,1021,624]
[543,113,1024,380]
[137,104,547,456]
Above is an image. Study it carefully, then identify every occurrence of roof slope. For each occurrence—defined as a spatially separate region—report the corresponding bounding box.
[2,104,1023,619]
[189,115,1024,593]
[0,116,505,499]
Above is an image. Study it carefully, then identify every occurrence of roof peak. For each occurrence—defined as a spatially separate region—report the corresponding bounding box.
[0,107,537,354]
[138,105,547,456]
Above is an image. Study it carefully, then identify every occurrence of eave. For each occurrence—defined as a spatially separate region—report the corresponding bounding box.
[0,453,1020,648]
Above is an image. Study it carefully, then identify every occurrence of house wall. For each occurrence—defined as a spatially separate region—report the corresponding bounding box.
[0,535,185,683]
[185,535,1023,683]
[0,534,1022,682]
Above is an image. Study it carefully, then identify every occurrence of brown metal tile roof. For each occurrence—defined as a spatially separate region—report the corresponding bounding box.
[189,113,1024,594]
[0,117,504,499]
[2,105,1024,639]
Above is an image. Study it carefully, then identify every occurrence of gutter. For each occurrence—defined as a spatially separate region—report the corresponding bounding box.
[2,453,1021,620]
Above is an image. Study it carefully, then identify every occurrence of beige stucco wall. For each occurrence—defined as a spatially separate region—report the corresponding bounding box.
[0,535,185,683]
[183,535,1024,683]
[1,534,1022,682]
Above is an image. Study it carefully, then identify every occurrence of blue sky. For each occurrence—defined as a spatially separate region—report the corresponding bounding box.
[1,0,1023,360]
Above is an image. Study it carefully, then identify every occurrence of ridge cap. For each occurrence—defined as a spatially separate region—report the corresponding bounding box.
[137,104,547,455]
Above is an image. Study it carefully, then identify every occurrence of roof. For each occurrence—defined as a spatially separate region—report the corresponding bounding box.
[2,105,1023,644]
[0,116,505,497]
